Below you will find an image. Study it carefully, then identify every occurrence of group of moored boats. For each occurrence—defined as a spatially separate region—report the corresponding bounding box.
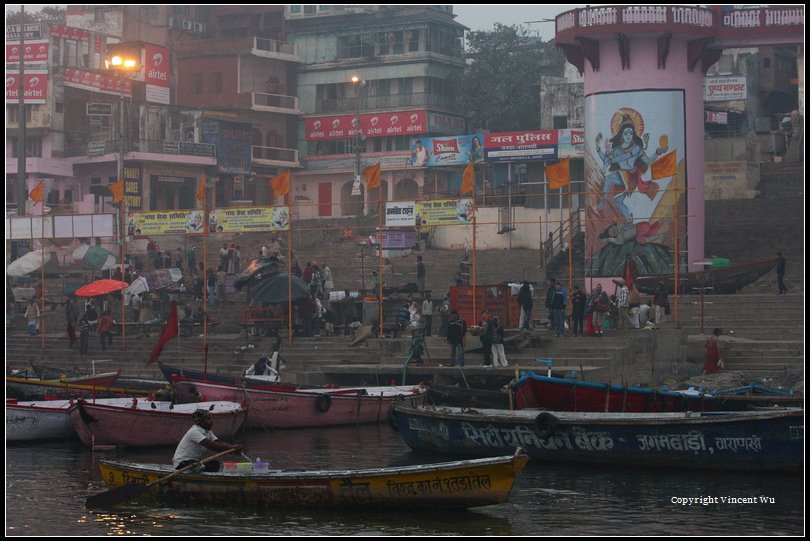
[6,362,803,510]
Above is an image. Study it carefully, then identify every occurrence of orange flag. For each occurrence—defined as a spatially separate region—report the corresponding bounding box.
[28,180,44,205]
[270,170,291,198]
[196,176,206,205]
[363,163,381,190]
[108,179,124,204]
[651,150,677,180]
[460,163,474,195]
[546,158,570,190]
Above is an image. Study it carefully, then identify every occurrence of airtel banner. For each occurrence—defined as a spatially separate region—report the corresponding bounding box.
[6,40,49,63]
[305,110,427,141]
[64,68,132,98]
[5,71,48,104]
[144,44,170,105]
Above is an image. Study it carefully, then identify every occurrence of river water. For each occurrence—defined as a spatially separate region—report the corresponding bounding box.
[6,424,804,536]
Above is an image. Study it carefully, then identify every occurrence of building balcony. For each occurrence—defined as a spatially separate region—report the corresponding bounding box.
[174,36,300,62]
[252,145,299,168]
[65,138,217,166]
[316,92,458,114]
[236,92,301,114]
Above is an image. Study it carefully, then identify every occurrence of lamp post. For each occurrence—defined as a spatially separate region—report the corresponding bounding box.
[106,50,141,351]
[351,76,365,218]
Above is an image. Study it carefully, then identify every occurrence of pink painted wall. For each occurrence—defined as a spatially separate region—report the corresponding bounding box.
[584,37,705,272]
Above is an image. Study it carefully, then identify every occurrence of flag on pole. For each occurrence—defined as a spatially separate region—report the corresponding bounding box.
[651,150,677,180]
[270,170,291,198]
[196,176,206,205]
[460,163,474,195]
[363,163,381,190]
[546,158,570,190]
[108,179,124,204]
[147,301,178,365]
[28,180,44,205]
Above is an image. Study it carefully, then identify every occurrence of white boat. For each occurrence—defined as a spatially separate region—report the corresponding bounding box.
[6,398,134,442]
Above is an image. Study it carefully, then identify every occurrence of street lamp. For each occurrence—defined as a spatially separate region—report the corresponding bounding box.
[105,47,141,351]
[350,76,365,216]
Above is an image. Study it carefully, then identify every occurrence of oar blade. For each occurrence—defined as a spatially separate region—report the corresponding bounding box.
[85,482,147,509]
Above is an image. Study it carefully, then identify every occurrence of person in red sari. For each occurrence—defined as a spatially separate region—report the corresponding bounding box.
[703,328,724,374]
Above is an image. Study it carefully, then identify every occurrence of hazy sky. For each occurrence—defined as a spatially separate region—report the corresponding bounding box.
[7,4,580,42]
[452,5,583,40]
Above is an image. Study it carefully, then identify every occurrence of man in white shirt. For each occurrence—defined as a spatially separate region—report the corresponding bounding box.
[172,410,242,472]
[421,293,434,336]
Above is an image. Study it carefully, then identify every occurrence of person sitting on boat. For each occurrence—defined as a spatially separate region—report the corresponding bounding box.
[244,355,280,382]
[173,409,243,472]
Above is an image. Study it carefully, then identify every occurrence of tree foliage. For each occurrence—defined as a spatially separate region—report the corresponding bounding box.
[6,5,66,25]
[460,24,565,133]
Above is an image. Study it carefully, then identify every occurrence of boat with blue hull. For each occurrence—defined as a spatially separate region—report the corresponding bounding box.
[390,405,804,472]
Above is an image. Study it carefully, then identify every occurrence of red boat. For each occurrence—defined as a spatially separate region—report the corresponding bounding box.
[511,372,720,412]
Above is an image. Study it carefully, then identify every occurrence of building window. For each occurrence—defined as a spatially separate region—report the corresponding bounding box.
[192,73,203,95]
[304,5,316,14]
[553,116,568,129]
[7,105,33,123]
[10,136,43,158]
[290,5,301,13]
[94,8,104,23]
[209,72,222,94]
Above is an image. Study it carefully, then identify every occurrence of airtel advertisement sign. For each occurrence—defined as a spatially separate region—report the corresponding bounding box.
[6,71,48,104]
[144,44,170,104]
[305,110,427,141]
[6,40,49,63]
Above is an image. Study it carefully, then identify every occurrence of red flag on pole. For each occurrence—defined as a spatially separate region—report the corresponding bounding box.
[363,163,381,190]
[29,180,44,205]
[108,179,125,204]
[269,170,291,198]
[147,301,178,365]
[460,163,474,195]
[546,158,570,190]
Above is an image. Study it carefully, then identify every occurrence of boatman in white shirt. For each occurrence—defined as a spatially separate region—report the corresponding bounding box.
[172,409,243,472]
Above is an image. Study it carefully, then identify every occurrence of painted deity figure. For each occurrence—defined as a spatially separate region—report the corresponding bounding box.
[595,110,668,222]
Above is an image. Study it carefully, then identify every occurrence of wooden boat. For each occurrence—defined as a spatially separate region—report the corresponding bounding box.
[97,449,529,509]
[6,376,164,401]
[173,379,427,429]
[633,257,778,295]
[157,361,295,389]
[389,404,804,472]
[14,367,122,387]
[6,397,135,442]
[67,398,247,448]
[511,372,803,412]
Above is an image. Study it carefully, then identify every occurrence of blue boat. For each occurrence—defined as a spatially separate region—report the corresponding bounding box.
[390,405,803,472]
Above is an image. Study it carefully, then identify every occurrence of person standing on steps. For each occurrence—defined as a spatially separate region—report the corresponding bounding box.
[776,251,788,294]
[416,255,426,293]
[517,281,533,330]
[446,309,467,367]
[489,316,508,367]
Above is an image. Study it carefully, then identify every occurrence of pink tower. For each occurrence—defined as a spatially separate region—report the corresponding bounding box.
[554,5,803,286]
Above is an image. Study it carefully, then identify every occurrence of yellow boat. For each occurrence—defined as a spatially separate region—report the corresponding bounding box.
[97,449,529,509]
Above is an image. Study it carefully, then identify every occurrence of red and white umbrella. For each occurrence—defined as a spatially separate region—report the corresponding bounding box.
[74,279,129,297]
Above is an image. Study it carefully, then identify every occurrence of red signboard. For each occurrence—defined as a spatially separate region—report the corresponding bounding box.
[449,285,520,330]
[6,40,49,63]
[305,110,427,141]
[64,68,132,98]
[144,44,170,88]
[49,24,90,42]
[5,72,48,104]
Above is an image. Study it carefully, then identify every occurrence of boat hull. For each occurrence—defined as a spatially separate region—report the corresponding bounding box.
[68,399,247,447]
[512,373,720,412]
[6,377,158,401]
[174,380,426,429]
[391,405,804,472]
[512,372,803,412]
[98,452,529,509]
[6,398,147,442]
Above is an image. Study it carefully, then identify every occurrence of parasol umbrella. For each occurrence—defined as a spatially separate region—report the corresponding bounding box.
[81,246,118,271]
[7,250,57,277]
[74,279,129,297]
[72,244,90,264]
[124,276,150,296]
[234,257,284,290]
[252,273,310,305]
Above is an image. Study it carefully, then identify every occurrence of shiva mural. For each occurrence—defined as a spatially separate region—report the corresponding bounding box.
[584,90,686,278]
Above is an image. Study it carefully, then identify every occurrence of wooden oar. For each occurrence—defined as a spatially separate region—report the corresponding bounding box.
[85,448,236,509]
